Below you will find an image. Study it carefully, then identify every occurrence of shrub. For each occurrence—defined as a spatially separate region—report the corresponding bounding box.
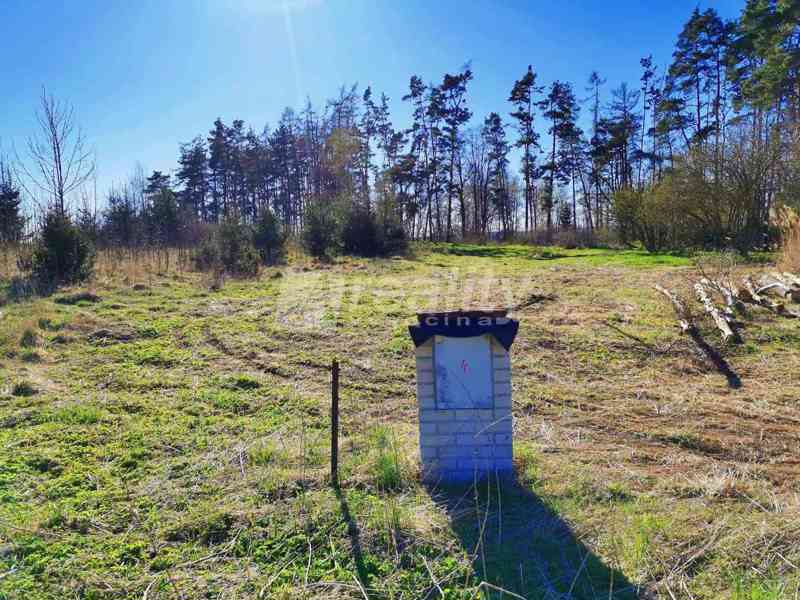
[558,202,572,229]
[218,216,260,277]
[231,244,260,278]
[193,236,220,272]
[193,215,260,278]
[0,165,25,244]
[253,208,285,265]
[613,184,683,252]
[341,200,407,257]
[145,188,179,245]
[302,201,339,258]
[341,205,379,255]
[374,198,408,256]
[12,381,37,397]
[20,329,38,348]
[27,211,95,286]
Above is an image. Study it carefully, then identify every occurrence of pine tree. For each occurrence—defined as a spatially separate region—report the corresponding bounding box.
[104,187,139,248]
[76,204,99,246]
[176,137,208,221]
[207,118,229,220]
[728,0,800,132]
[427,83,446,240]
[226,119,247,217]
[540,81,579,231]
[403,76,431,238]
[639,56,657,186]
[557,124,586,229]
[665,8,732,147]
[558,200,572,229]
[145,171,171,195]
[482,112,512,237]
[509,65,543,232]
[359,86,378,208]
[0,162,24,244]
[375,93,396,171]
[586,71,607,227]
[593,84,641,200]
[439,66,473,240]
[269,112,298,230]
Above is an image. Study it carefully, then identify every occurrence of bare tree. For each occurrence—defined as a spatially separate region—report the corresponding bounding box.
[17,87,94,215]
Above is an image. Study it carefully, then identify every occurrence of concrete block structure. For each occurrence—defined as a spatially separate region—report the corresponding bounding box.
[409,311,519,483]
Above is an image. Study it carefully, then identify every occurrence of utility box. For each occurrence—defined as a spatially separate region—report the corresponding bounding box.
[409,310,519,483]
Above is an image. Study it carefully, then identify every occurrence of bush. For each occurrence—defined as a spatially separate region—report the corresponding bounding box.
[341,205,379,255]
[20,329,38,348]
[613,184,684,252]
[12,381,37,397]
[374,197,407,255]
[302,201,339,258]
[341,201,407,257]
[235,245,260,277]
[193,237,220,272]
[27,211,95,286]
[193,215,260,278]
[218,216,259,277]
[253,208,285,264]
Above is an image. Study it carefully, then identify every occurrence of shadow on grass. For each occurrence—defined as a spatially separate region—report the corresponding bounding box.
[0,275,57,304]
[0,276,103,307]
[431,245,569,261]
[426,475,640,599]
[334,484,372,592]
[686,326,743,389]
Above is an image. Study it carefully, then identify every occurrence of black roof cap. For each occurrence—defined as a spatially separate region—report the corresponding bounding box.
[409,309,519,351]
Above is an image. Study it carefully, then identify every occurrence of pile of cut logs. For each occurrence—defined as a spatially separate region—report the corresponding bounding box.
[656,271,800,344]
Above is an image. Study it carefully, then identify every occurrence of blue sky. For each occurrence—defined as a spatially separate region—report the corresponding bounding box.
[2,0,744,205]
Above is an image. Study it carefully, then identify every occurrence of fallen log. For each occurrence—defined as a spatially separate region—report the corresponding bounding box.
[694,281,741,343]
[756,274,798,301]
[654,285,742,389]
[739,276,763,304]
[741,276,800,318]
[768,273,800,302]
[781,272,800,287]
[655,285,692,332]
[703,277,746,317]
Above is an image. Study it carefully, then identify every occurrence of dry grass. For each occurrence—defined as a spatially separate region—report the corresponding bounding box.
[93,247,194,286]
[0,245,23,280]
[777,205,800,273]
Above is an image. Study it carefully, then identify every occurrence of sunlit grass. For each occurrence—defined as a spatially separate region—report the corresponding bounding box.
[0,242,796,598]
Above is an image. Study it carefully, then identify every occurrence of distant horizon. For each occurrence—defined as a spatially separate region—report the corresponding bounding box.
[2,0,744,211]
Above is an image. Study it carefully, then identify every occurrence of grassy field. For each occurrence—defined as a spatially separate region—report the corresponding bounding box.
[0,243,798,599]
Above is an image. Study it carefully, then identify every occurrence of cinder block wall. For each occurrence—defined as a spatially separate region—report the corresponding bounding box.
[416,335,513,482]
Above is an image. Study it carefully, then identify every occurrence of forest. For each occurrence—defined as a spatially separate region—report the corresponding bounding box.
[1,0,799,283]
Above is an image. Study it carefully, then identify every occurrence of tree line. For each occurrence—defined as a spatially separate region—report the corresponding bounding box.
[2,0,799,266]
